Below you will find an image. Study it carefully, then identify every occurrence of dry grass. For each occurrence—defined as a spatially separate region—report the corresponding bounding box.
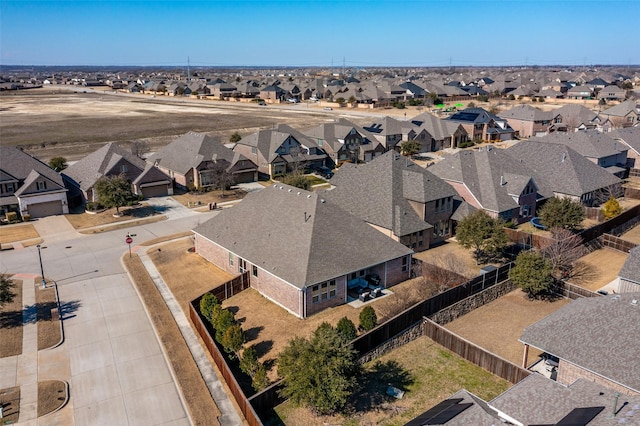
[36,285,61,350]
[65,204,161,229]
[0,386,20,424]
[444,290,571,365]
[0,224,39,244]
[122,253,222,426]
[139,231,193,246]
[620,224,640,245]
[37,380,67,417]
[172,189,245,207]
[273,336,511,426]
[0,278,23,358]
[413,240,483,278]
[79,216,166,234]
[573,248,629,291]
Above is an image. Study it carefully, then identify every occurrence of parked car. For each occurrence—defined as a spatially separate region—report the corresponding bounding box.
[286,98,299,103]
[314,166,334,179]
[323,107,333,111]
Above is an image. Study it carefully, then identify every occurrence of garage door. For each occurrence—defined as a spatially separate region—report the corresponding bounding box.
[28,201,63,218]
[140,184,169,198]
[234,171,256,184]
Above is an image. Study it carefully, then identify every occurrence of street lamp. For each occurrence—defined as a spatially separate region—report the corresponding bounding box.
[36,244,46,288]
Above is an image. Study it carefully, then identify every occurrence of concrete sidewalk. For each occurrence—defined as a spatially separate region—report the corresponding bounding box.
[137,246,243,426]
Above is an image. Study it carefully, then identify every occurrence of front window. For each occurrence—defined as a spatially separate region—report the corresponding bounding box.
[252,265,258,277]
[402,256,409,272]
[36,181,47,190]
[229,252,234,266]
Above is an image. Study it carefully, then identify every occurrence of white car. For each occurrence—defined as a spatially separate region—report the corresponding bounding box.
[286,98,299,103]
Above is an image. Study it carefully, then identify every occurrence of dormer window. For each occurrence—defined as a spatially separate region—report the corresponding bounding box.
[36,181,47,190]
[121,164,128,173]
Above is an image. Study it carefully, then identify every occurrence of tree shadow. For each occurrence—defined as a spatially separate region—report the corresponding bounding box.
[225,305,239,315]
[349,360,414,413]
[254,339,273,358]
[124,205,160,218]
[0,299,82,329]
[245,326,264,342]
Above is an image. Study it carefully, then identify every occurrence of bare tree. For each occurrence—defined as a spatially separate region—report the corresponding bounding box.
[609,116,628,129]
[540,228,595,283]
[206,161,236,196]
[130,140,150,158]
[563,113,581,132]
[422,253,473,293]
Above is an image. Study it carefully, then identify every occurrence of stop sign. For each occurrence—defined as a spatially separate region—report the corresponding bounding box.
[126,237,133,244]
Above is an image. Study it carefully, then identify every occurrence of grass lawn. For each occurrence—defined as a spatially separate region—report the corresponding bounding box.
[272,336,511,426]
[572,248,628,291]
[65,204,162,229]
[36,285,61,350]
[0,386,20,424]
[122,253,222,425]
[37,380,67,417]
[0,224,40,244]
[171,188,245,208]
[0,278,23,358]
[444,290,571,365]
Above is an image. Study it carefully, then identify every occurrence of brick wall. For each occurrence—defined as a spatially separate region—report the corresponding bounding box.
[305,276,347,317]
[250,266,303,317]
[384,256,412,287]
[557,360,638,396]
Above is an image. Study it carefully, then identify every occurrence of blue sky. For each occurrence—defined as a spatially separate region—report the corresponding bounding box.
[1,0,638,67]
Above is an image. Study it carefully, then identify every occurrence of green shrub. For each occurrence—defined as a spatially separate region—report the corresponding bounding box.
[21,213,31,222]
[359,306,377,331]
[6,212,18,223]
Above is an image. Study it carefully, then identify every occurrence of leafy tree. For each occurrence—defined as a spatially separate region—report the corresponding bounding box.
[282,171,309,190]
[240,346,260,376]
[252,362,270,391]
[399,140,421,157]
[335,97,346,105]
[336,317,357,341]
[214,308,237,343]
[94,174,133,215]
[455,210,508,263]
[601,196,622,219]
[510,251,555,298]
[221,324,245,357]
[0,273,16,307]
[508,94,516,100]
[278,324,359,414]
[359,306,377,331]
[229,132,242,143]
[48,156,67,171]
[467,101,476,108]
[199,292,220,322]
[347,95,356,105]
[539,198,584,231]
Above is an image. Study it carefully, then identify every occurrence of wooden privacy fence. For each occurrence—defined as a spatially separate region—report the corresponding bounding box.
[189,299,265,426]
[423,319,531,384]
[557,281,601,299]
[504,228,553,249]
[351,263,512,356]
[601,233,638,253]
[206,271,250,302]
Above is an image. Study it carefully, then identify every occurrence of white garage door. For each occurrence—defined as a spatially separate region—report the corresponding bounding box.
[28,201,63,218]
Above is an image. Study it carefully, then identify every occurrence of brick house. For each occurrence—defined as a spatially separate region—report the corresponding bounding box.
[618,246,640,293]
[445,108,515,142]
[520,293,640,396]
[147,131,258,190]
[193,183,413,318]
[498,104,561,138]
[323,151,459,250]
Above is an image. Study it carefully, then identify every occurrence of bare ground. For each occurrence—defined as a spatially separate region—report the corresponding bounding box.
[444,290,571,365]
[573,248,629,291]
[620,223,640,245]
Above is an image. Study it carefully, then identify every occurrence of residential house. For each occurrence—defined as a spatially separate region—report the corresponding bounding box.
[303,118,384,166]
[147,132,258,190]
[600,99,640,128]
[232,124,327,178]
[0,146,69,219]
[208,82,237,99]
[609,127,640,168]
[193,183,413,318]
[63,143,172,204]
[498,104,561,138]
[445,108,515,142]
[520,293,640,395]
[530,130,628,177]
[428,147,544,224]
[618,246,640,293]
[363,116,411,151]
[597,85,626,101]
[552,104,603,132]
[259,85,287,102]
[566,85,593,99]
[506,141,622,206]
[323,151,459,250]
[409,112,469,151]
[408,375,640,425]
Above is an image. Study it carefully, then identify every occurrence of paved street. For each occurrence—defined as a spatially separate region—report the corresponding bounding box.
[0,202,241,425]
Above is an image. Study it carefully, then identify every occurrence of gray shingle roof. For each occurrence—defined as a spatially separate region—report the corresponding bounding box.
[236,124,324,164]
[323,151,456,236]
[506,140,621,198]
[619,246,640,284]
[491,374,640,425]
[601,99,640,117]
[498,104,555,122]
[192,183,412,289]
[410,112,465,141]
[610,127,640,155]
[519,292,640,393]
[303,118,382,154]
[530,130,627,161]
[0,146,66,199]
[147,131,254,175]
[428,148,543,214]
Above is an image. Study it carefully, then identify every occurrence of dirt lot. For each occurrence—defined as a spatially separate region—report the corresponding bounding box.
[574,248,629,291]
[0,89,347,162]
[444,290,571,366]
